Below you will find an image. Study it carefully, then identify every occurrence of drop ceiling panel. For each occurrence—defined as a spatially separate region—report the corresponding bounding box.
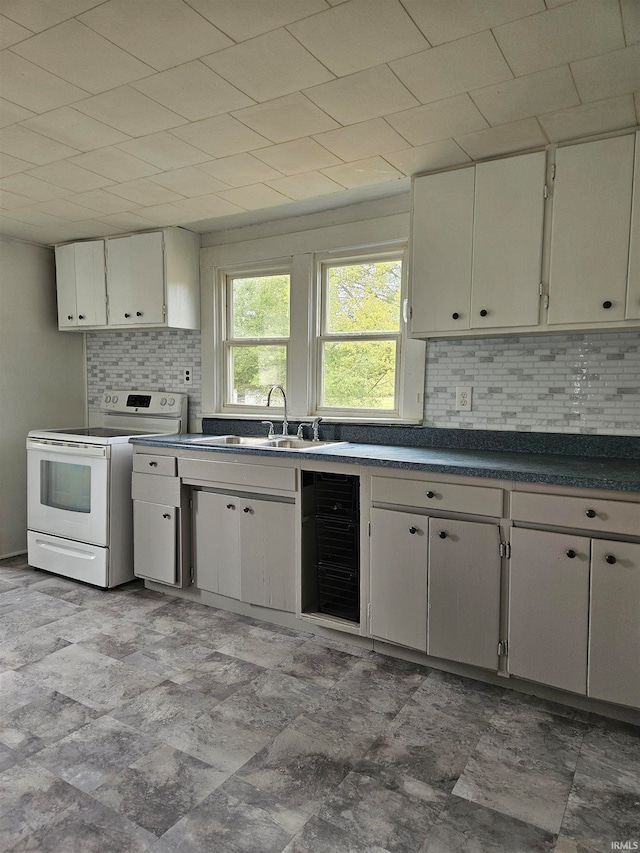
[400,0,545,46]
[321,156,403,188]
[232,93,339,143]
[73,87,187,137]
[313,119,408,161]
[0,0,104,32]
[384,139,471,175]
[253,138,342,175]
[571,45,640,103]
[0,51,88,113]
[196,153,284,187]
[21,107,131,151]
[0,99,34,128]
[455,117,548,160]
[217,183,291,210]
[470,66,579,126]
[106,179,186,206]
[266,171,345,200]
[538,95,637,143]
[0,15,33,49]
[185,0,327,42]
[0,125,80,165]
[115,132,213,170]
[386,94,489,148]
[68,148,160,182]
[26,161,115,192]
[0,154,36,178]
[0,174,74,201]
[148,166,230,197]
[71,189,142,215]
[170,114,271,158]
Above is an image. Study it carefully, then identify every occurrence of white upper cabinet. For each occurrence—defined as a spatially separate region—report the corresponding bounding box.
[625,132,640,321]
[56,227,200,331]
[410,150,545,336]
[548,134,635,326]
[55,240,106,329]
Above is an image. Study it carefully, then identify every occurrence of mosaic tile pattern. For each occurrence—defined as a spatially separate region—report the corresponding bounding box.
[86,330,202,422]
[1,554,638,852]
[425,330,640,435]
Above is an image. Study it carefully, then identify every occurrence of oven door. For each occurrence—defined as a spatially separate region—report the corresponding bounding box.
[27,439,110,546]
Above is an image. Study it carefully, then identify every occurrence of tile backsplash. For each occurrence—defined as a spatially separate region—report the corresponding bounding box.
[87,327,639,436]
[425,330,640,435]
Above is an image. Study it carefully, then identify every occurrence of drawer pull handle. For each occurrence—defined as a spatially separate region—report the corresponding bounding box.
[78,315,85,320]
[162,513,171,519]
[585,509,597,518]
[136,311,142,317]
[67,315,73,320]
[426,490,435,499]
[566,549,576,559]
[226,503,235,510]
[243,506,253,514]
[438,531,447,539]
[602,300,612,309]
[409,526,418,535]
[605,554,617,565]
[124,313,131,318]
[149,461,158,467]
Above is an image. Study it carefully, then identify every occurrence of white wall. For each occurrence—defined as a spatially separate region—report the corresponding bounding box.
[0,236,86,557]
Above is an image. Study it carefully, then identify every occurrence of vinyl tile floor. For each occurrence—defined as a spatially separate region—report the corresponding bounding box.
[1,555,638,852]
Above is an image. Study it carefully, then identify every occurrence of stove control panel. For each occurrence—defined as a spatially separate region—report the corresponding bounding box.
[100,390,186,416]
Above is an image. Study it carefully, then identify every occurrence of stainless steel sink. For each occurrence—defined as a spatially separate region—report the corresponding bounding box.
[263,438,345,450]
[181,435,344,451]
[182,435,269,445]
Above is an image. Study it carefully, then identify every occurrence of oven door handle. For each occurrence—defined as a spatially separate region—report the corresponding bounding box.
[34,539,98,559]
[27,440,108,458]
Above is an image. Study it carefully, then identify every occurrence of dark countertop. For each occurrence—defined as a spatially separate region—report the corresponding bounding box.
[132,435,640,493]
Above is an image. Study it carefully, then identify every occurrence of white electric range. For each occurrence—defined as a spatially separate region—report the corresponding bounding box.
[27,390,187,588]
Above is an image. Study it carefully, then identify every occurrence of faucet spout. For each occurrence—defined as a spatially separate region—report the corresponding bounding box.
[266,385,289,436]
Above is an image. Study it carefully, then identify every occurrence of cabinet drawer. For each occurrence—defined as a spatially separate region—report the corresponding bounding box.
[371,475,503,517]
[132,472,181,505]
[511,492,640,537]
[179,457,296,493]
[133,454,177,476]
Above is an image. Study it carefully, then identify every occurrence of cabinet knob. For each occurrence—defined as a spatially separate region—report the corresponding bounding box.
[78,315,85,320]
[148,461,157,467]
[226,503,235,510]
[67,315,73,320]
[426,490,435,499]
[124,313,131,318]
[438,530,447,539]
[243,506,253,514]
[409,526,418,535]
[479,309,488,317]
[566,549,576,559]
[585,509,597,518]
[602,301,612,309]
[162,513,171,519]
[605,554,617,565]
[452,312,460,320]
[136,311,142,317]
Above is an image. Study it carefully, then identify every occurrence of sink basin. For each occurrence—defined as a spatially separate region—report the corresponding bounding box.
[180,435,345,451]
[263,438,345,450]
[182,435,268,445]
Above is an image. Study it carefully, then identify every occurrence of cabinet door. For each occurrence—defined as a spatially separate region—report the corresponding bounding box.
[55,241,106,328]
[240,498,296,613]
[410,168,474,334]
[508,527,590,695]
[192,491,241,599]
[625,132,640,320]
[471,152,545,329]
[548,134,635,326]
[133,501,177,585]
[107,233,165,326]
[369,508,428,651]
[589,539,640,709]
[427,518,501,670]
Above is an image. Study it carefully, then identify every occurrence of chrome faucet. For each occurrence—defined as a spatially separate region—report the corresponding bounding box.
[311,417,322,442]
[266,385,289,435]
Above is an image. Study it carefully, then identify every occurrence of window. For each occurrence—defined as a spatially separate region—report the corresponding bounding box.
[224,270,290,407]
[318,254,403,414]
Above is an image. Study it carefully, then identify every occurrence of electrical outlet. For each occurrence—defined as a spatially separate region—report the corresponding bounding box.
[183,368,193,384]
[456,386,472,411]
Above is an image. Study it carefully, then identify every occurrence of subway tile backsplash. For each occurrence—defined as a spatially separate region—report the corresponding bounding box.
[425,330,640,435]
[87,328,639,436]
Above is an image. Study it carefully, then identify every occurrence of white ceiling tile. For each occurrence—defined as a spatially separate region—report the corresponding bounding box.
[71,189,142,214]
[79,0,232,71]
[148,167,230,197]
[64,218,127,237]
[253,138,342,175]
[123,202,196,224]
[202,29,334,102]
[265,171,345,200]
[304,65,419,125]
[0,188,32,209]
[454,117,548,160]
[233,94,339,144]
[470,65,579,126]
[217,183,291,210]
[33,198,98,220]
[115,132,212,170]
[571,44,640,102]
[383,139,472,176]
[538,95,637,142]
[20,107,130,151]
[169,114,271,158]
[400,0,545,46]
[197,153,284,187]
[0,173,74,201]
[68,148,160,182]
[0,98,34,128]
[321,156,404,188]
[385,94,488,147]
[0,153,33,177]
[390,31,513,105]
[11,20,154,94]
[26,161,115,192]
[131,61,254,123]
[0,51,87,113]
[0,15,32,49]
[171,194,246,218]
[493,0,625,76]
[185,0,327,42]
[0,0,104,32]
[0,125,79,165]
[544,0,575,6]
[621,0,640,45]
[95,211,159,230]
[287,0,429,76]
[73,87,187,137]
[106,179,186,206]
[313,119,408,161]
[0,216,47,241]
[3,206,71,228]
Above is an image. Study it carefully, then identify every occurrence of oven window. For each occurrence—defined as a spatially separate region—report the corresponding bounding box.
[41,461,91,513]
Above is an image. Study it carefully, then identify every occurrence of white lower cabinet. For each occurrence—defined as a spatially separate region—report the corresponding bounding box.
[193,490,296,613]
[133,501,179,586]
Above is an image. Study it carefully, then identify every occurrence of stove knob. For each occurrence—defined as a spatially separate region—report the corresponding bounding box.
[105,394,111,403]
[160,397,167,406]
[168,397,175,406]
[112,395,118,404]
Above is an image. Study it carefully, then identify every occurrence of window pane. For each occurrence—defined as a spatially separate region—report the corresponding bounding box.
[231,275,290,338]
[230,345,287,405]
[326,261,401,334]
[322,340,397,409]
